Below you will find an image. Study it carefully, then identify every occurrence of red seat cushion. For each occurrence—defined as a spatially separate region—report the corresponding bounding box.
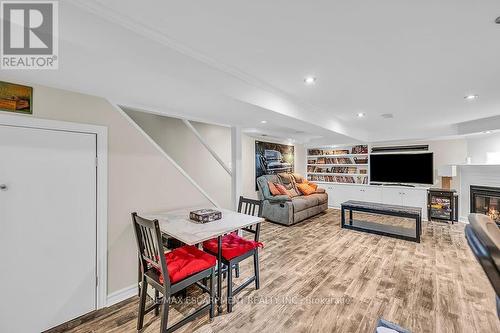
[156,245,216,284]
[203,234,264,260]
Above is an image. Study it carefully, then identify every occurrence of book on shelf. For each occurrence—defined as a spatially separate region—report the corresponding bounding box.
[351,145,368,154]
[331,166,357,174]
[307,174,368,184]
[353,156,368,164]
[311,156,359,164]
[307,166,362,174]
[308,149,350,156]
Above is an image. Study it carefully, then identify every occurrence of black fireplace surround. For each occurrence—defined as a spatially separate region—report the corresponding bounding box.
[470,185,500,225]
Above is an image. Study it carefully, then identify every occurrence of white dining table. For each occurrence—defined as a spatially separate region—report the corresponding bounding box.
[141,207,263,314]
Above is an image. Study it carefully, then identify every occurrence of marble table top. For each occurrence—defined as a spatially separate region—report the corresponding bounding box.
[141,207,263,245]
[341,200,422,216]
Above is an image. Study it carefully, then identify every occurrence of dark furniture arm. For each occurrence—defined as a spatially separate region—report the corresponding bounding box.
[465,213,500,317]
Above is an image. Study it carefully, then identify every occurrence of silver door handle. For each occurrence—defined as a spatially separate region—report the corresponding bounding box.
[0,184,7,191]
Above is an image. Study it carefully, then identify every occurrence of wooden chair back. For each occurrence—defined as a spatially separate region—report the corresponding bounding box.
[237,196,263,242]
[131,212,170,286]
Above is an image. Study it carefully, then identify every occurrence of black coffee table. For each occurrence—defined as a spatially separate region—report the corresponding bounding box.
[340,200,422,243]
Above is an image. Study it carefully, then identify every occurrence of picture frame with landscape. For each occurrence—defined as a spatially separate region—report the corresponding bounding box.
[0,81,33,115]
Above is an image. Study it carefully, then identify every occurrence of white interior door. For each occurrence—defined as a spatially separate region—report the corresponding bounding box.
[0,124,97,333]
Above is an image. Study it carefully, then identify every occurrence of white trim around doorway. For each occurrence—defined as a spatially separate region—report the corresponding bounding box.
[0,112,109,310]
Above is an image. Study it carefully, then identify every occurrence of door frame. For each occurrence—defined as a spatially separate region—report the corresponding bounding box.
[0,112,108,310]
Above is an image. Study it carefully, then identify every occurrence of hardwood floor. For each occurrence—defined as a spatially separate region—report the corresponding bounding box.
[54,209,499,333]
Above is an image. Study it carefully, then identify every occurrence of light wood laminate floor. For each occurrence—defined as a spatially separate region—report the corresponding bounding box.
[54,209,499,333]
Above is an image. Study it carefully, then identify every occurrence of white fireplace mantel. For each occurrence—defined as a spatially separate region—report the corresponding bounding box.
[457,164,500,222]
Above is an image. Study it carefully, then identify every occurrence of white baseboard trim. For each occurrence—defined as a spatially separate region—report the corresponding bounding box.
[106,284,137,307]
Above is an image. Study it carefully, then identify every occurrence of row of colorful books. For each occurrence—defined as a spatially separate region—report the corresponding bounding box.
[307,174,368,184]
[308,145,368,156]
[308,157,367,165]
[307,166,361,174]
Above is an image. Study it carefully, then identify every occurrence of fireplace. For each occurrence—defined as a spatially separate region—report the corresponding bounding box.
[470,185,500,224]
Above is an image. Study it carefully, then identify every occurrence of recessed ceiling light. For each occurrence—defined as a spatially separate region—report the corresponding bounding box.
[464,94,479,100]
[484,130,492,134]
[260,120,267,124]
[357,112,366,118]
[304,76,316,85]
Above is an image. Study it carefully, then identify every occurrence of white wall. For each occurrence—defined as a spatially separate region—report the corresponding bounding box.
[192,121,231,169]
[242,134,305,199]
[466,132,500,164]
[20,84,212,295]
[427,139,467,188]
[124,110,232,208]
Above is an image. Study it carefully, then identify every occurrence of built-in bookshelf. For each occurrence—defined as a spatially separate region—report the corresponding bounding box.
[307,145,369,184]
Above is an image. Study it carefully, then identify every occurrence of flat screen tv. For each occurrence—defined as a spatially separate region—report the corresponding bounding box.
[370,152,434,185]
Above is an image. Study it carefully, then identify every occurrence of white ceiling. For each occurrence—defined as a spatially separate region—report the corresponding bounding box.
[3,1,500,143]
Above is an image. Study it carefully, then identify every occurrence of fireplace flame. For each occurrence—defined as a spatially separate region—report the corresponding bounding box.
[487,208,500,222]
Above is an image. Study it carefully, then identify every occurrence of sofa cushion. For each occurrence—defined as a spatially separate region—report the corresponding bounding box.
[286,186,301,197]
[256,174,281,200]
[278,173,301,196]
[292,195,320,211]
[308,189,328,205]
[296,183,316,196]
[292,173,305,183]
[293,202,328,223]
[307,181,318,191]
[277,172,295,185]
[275,183,290,196]
[310,192,328,204]
[268,181,281,196]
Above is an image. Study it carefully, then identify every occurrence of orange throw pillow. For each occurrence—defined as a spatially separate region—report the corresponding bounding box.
[297,183,316,196]
[308,182,318,191]
[275,183,290,196]
[268,181,281,196]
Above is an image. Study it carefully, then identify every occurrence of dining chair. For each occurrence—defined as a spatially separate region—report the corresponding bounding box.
[137,235,184,300]
[203,196,263,313]
[132,213,216,333]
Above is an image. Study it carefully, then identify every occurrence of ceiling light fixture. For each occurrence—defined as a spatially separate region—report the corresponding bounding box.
[260,120,267,124]
[464,94,479,100]
[357,112,366,118]
[304,76,316,85]
[484,130,492,134]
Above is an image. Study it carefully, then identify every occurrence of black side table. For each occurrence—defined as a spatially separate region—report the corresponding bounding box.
[428,188,458,223]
